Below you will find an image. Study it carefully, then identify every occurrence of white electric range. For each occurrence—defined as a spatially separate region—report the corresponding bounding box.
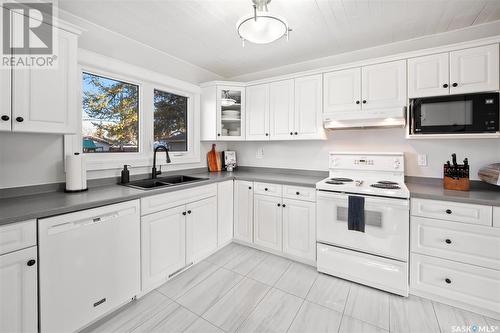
[315,152,410,296]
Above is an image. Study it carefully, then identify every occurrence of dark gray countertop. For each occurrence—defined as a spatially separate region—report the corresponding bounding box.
[1,168,499,227]
[0,169,325,226]
[407,178,500,207]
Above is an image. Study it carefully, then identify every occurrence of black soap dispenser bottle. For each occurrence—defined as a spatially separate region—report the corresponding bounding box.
[121,165,131,184]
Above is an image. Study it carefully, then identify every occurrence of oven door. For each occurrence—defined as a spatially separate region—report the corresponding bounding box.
[411,92,499,134]
[316,190,409,261]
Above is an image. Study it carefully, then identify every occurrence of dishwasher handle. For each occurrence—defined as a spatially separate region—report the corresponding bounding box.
[47,212,121,235]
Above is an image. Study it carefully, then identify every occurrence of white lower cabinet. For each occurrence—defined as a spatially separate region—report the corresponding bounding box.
[253,194,283,251]
[0,246,38,333]
[234,180,254,243]
[217,180,234,246]
[140,185,218,291]
[282,198,316,261]
[186,196,218,263]
[141,206,187,291]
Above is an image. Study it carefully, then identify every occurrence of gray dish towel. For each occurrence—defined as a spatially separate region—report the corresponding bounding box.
[348,195,365,233]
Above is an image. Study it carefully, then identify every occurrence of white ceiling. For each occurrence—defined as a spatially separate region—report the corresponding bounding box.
[58,0,500,79]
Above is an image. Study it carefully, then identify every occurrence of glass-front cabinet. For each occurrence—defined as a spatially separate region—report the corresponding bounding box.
[216,86,245,141]
[201,82,246,141]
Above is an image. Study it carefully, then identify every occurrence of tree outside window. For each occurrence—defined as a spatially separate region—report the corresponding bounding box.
[82,72,139,153]
[154,89,188,152]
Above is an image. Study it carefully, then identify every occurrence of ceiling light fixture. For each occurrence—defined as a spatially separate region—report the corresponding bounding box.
[236,0,291,47]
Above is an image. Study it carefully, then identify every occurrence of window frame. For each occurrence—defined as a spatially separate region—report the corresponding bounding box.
[64,51,201,172]
[81,70,141,155]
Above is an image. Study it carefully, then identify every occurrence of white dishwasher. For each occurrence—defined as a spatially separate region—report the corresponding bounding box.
[38,200,141,333]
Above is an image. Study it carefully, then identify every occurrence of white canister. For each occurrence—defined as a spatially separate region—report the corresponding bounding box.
[65,153,88,192]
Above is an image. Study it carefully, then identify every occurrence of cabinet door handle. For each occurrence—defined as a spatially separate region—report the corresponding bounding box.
[264,188,268,191]
[27,259,36,266]
[445,209,452,214]
[265,133,269,136]
[294,132,298,135]
[445,278,452,284]
[445,239,452,244]
[356,100,360,104]
[187,210,192,214]
[282,204,286,208]
[452,83,458,87]
[296,191,300,195]
[182,212,187,216]
[443,83,449,88]
[16,116,24,122]
[1,115,9,121]
[290,132,293,135]
[248,186,252,190]
[362,100,367,104]
[277,203,281,207]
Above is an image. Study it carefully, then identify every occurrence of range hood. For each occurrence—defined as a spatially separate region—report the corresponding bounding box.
[323,107,406,129]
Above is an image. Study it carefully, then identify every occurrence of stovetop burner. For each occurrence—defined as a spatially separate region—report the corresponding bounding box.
[325,180,345,185]
[370,183,401,189]
[377,181,399,185]
[330,178,354,182]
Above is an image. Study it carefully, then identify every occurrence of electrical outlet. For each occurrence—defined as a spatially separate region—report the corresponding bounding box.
[417,154,427,167]
[256,147,264,159]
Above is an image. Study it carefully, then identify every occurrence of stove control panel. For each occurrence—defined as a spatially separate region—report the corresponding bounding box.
[329,153,405,174]
[354,159,374,166]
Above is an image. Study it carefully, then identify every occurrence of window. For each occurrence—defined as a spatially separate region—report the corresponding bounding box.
[154,89,188,152]
[82,72,139,153]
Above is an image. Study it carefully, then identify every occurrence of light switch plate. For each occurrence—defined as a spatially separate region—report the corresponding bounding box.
[417,154,427,167]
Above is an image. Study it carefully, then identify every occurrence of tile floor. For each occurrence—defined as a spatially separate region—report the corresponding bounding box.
[83,243,499,333]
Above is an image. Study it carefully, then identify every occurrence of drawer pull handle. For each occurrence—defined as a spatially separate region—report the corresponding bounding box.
[277,203,281,207]
[445,209,452,214]
[265,188,268,191]
[248,186,252,190]
[445,278,452,284]
[445,239,452,244]
[27,259,36,267]
[282,204,286,208]
[296,191,300,195]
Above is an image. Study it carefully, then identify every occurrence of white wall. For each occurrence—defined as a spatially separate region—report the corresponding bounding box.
[228,128,500,180]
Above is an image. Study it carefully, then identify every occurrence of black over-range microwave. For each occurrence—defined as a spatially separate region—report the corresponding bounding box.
[410,92,499,134]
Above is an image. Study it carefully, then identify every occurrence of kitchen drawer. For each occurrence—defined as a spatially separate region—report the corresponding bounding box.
[494,207,500,228]
[411,198,492,226]
[317,243,408,296]
[410,253,500,314]
[0,220,36,256]
[283,185,316,202]
[254,182,282,197]
[411,216,500,270]
[141,184,217,216]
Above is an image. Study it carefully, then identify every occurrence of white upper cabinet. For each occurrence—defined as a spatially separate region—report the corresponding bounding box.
[361,60,407,110]
[201,83,246,141]
[0,68,11,132]
[246,84,270,140]
[408,52,450,98]
[323,67,362,113]
[269,79,294,140]
[449,44,499,94]
[233,180,254,243]
[186,196,218,263]
[294,74,323,139]
[11,22,78,134]
[253,194,283,251]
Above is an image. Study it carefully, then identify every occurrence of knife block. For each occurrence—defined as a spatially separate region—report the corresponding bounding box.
[443,164,470,191]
